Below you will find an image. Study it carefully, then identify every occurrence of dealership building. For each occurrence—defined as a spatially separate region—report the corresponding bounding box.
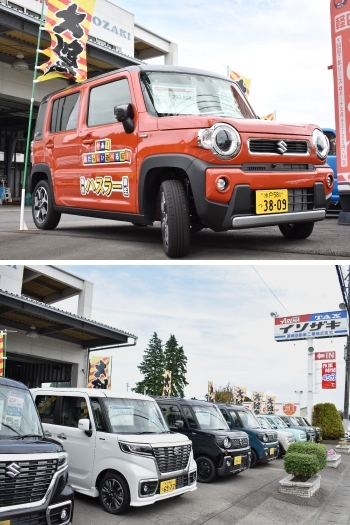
[0,265,137,387]
[0,0,178,202]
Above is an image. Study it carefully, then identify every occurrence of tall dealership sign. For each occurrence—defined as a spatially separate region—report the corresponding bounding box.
[330,0,350,221]
[273,311,348,341]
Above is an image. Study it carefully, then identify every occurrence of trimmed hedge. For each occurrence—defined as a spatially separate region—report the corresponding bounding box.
[283,441,327,481]
[313,403,344,439]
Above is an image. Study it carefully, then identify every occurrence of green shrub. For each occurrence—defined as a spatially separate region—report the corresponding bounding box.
[283,441,327,481]
[313,403,344,439]
[284,452,319,480]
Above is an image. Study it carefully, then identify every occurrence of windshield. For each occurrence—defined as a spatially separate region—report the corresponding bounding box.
[192,404,228,430]
[258,417,272,429]
[288,416,300,425]
[274,416,288,429]
[102,398,168,434]
[0,385,43,439]
[140,71,256,119]
[230,409,260,429]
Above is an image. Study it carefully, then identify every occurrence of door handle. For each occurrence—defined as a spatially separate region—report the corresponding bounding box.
[45,141,54,149]
[44,430,52,437]
[82,137,93,145]
[57,433,67,440]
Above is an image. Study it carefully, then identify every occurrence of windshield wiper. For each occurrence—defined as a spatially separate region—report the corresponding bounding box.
[14,434,42,440]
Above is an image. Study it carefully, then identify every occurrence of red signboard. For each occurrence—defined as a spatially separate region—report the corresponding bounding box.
[330,0,350,195]
[322,361,337,389]
[314,351,337,360]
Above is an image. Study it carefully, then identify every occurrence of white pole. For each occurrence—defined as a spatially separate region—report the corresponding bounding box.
[307,338,314,421]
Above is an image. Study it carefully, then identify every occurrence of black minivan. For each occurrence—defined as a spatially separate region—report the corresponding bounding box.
[155,397,250,483]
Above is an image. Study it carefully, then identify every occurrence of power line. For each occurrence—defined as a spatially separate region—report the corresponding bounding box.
[251,266,291,315]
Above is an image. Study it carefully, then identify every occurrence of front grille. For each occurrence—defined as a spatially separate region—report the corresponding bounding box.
[248,139,308,155]
[0,511,47,524]
[230,453,249,472]
[231,437,249,448]
[250,188,314,214]
[267,433,278,442]
[242,163,314,172]
[153,445,191,473]
[0,459,58,507]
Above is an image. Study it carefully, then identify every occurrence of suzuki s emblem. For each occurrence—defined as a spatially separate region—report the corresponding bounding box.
[277,140,287,154]
[173,447,181,456]
[6,462,21,478]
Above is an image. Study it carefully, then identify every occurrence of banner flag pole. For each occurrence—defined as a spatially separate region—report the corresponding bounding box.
[19,0,46,231]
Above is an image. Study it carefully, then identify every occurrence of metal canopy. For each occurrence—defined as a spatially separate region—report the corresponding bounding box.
[0,289,137,350]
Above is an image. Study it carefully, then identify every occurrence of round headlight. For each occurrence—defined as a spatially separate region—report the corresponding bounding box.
[198,123,241,159]
[313,129,329,160]
[223,437,231,449]
[262,434,268,443]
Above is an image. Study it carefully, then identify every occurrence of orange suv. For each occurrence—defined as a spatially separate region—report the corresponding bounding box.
[31,65,333,258]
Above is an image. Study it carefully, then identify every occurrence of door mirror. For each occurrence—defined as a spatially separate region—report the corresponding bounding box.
[78,418,92,437]
[174,420,184,429]
[114,103,134,133]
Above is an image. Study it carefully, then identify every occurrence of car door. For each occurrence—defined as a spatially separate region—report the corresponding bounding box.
[78,74,138,213]
[55,393,96,489]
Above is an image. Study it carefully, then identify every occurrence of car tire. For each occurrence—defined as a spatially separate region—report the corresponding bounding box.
[278,221,314,239]
[32,180,61,230]
[196,455,217,483]
[250,449,258,468]
[160,179,190,258]
[99,471,130,514]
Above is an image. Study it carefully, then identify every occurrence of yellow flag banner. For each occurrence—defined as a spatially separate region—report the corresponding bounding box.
[233,386,247,406]
[37,0,96,83]
[162,370,172,397]
[208,381,215,402]
[260,112,276,121]
[251,391,264,413]
[0,334,3,377]
[265,395,276,414]
[88,356,111,389]
[229,69,251,99]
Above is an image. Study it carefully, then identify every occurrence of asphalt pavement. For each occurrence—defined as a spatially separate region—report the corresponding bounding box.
[71,442,350,525]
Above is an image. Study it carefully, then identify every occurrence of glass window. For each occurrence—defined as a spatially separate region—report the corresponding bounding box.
[257,416,272,429]
[88,78,132,127]
[35,394,57,424]
[140,71,256,119]
[102,398,168,434]
[91,398,107,432]
[183,405,197,428]
[228,410,242,428]
[159,403,183,427]
[34,101,48,140]
[0,386,43,438]
[50,92,80,133]
[191,404,227,430]
[231,409,260,429]
[60,396,89,428]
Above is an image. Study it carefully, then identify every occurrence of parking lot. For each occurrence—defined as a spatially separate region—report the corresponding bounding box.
[72,444,350,525]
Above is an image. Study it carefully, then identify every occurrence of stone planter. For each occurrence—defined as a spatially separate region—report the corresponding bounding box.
[326,453,341,468]
[335,444,350,454]
[279,473,321,498]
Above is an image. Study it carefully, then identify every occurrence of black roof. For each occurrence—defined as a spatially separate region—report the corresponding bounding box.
[154,397,216,407]
[0,376,28,390]
[216,403,249,410]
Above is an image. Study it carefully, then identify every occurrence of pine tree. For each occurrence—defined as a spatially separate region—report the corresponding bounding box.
[133,332,164,395]
[164,334,188,397]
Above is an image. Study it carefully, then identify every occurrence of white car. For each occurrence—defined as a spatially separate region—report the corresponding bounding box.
[31,388,197,514]
[257,415,295,455]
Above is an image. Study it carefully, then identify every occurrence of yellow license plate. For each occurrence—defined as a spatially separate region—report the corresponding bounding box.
[256,189,288,214]
[160,478,176,494]
[234,456,242,465]
[270,448,275,455]
[0,521,10,525]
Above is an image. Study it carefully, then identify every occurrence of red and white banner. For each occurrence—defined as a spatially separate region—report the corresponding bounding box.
[322,361,337,389]
[314,351,336,360]
[330,0,350,194]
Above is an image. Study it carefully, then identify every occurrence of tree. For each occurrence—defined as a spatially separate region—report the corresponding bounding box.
[215,382,235,403]
[313,402,344,439]
[133,332,164,395]
[164,334,188,397]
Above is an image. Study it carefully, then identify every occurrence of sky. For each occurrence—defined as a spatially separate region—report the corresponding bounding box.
[58,263,349,412]
[111,0,336,128]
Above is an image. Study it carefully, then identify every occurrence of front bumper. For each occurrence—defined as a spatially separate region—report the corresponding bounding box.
[217,448,250,476]
[258,444,279,464]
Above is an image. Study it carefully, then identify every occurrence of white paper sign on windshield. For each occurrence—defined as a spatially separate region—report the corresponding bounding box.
[152,85,197,114]
[109,405,133,425]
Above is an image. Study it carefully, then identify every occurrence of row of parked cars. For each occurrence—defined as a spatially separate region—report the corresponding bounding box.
[0,378,322,524]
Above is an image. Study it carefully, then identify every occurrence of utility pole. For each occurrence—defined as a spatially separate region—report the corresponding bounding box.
[336,265,350,434]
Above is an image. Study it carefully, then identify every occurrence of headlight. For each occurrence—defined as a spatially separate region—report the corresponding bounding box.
[57,452,68,471]
[215,436,231,448]
[119,442,154,456]
[313,129,329,160]
[198,123,241,159]
[257,433,268,443]
[223,437,231,449]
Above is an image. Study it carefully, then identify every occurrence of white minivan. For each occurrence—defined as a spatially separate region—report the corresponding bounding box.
[31,388,197,514]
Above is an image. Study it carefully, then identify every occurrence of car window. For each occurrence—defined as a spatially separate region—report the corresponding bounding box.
[50,92,80,133]
[88,78,132,127]
[91,398,108,431]
[35,394,57,424]
[34,101,48,140]
[158,403,183,427]
[59,396,89,428]
[182,406,197,429]
[228,410,242,428]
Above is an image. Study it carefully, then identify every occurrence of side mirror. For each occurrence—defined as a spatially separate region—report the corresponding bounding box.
[78,418,92,437]
[174,420,184,429]
[114,103,134,133]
